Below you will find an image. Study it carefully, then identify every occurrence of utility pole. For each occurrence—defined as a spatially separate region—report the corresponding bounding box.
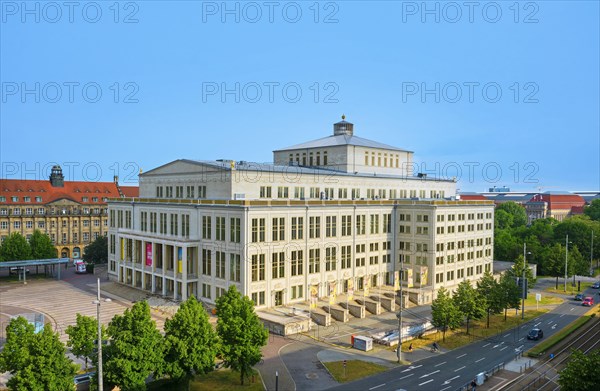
[522,243,527,320]
[591,231,595,275]
[397,269,403,364]
[93,278,111,391]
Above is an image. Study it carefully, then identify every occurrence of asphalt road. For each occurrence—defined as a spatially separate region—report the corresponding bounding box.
[328,288,599,391]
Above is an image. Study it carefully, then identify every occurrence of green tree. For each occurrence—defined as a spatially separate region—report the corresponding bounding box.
[476,271,503,328]
[0,232,32,262]
[452,280,486,335]
[430,287,462,342]
[540,243,567,289]
[29,229,57,259]
[66,313,105,370]
[103,301,164,391]
[584,199,600,221]
[496,202,528,228]
[494,229,520,261]
[499,273,521,320]
[83,235,108,265]
[505,255,536,288]
[558,349,600,391]
[0,317,77,390]
[163,296,218,386]
[216,286,268,385]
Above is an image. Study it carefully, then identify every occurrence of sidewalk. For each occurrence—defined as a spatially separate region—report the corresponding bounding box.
[256,335,296,391]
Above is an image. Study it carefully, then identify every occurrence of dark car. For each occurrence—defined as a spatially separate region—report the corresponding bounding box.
[592,282,600,289]
[527,328,543,341]
[575,293,584,301]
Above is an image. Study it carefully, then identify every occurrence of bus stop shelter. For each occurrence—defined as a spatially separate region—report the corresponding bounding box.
[0,258,70,283]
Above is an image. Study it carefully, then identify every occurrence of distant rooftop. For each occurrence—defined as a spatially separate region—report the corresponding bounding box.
[273,116,413,153]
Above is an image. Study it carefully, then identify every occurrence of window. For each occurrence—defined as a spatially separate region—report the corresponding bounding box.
[230,254,241,282]
[230,218,241,243]
[156,186,163,197]
[260,186,272,198]
[447,271,454,281]
[272,252,285,279]
[170,214,178,235]
[199,249,212,276]
[251,291,266,306]
[351,188,360,199]
[0,221,7,230]
[277,187,289,198]
[160,213,167,234]
[370,214,379,234]
[294,187,305,199]
[216,217,225,241]
[125,211,131,228]
[186,186,195,198]
[309,249,320,273]
[83,232,89,242]
[325,247,337,271]
[216,251,226,279]
[291,250,303,276]
[198,186,207,198]
[82,197,88,202]
[309,216,321,239]
[251,218,265,242]
[272,217,285,241]
[356,215,366,235]
[37,221,45,228]
[202,216,212,240]
[202,283,211,299]
[291,217,303,240]
[325,216,337,237]
[182,214,190,238]
[251,254,266,281]
[383,214,391,233]
[341,245,351,269]
[338,188,347,199]
[83,220,90,228]
[175,186,183,198]
[25,208,33,215]
[341,215,352,236]
[290,285,304,300]
[310,187,320,199]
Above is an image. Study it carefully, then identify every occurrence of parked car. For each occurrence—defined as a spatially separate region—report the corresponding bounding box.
[574,293,584,301]
[592,281,600,289]
[527,328,544,341]
[582,297,594,306]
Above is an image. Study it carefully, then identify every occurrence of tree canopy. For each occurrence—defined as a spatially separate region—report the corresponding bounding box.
[103,301,164,391]
[83,235,108,264]
[66,313,105,371]
[0,232,32,262]
[584,199,600,221]
[476,271,503,328]
[216,286,268,385]
[452,280,486,334]
[558,349,600,391]
[29,229,57,259]
[431,287,462,341]
[163,296,219,385]
[0,317,77,390]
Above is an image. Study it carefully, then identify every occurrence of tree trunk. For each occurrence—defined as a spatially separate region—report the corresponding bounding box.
[443,328,446,342]
[487,309,490,329]
[504,308,507,321]
[556,276,558,290]
[240,369,244,386]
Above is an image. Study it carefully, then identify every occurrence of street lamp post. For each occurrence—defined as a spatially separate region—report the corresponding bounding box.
[564,235,570,292]
[591,231,595,276]
[93,278,111,391]
[396,269,403,364]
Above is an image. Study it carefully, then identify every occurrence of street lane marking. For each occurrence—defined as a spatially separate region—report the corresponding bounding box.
[398,373,414,380]
[534,322,541,327]
[401,364,422,372]
[434,361,447,367]
[560,314,565,318]
[518,338,525,342]
[456,354,467,359]
[500,346,508,351]
[419,370,440,378]
[570,308,574,311]
[454,366,466,372]
[418,379,434,386]
[475,357,485,363]
[369,384,385,390]
[482,343,491,348]
[443,375,461,384]
[504,333,510,338]
[548,320,554,324]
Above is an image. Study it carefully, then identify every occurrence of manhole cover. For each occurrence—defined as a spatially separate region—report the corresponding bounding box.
[305,373,319,379]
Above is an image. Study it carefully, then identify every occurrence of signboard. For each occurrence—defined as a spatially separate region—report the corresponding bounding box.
[394,271,400,291]
[310,285,318,308]
[364,276,370,296]
[120,238,124,261]
[329,281,336,305]
[407,268,414,288]
[536,293,541,302]
[420,266,428,286]
[145,243,153,267]
[177,247,183,273]
[347,279,354,301]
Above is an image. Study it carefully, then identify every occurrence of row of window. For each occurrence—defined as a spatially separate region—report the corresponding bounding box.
[259,186,447,200]
[156,185,207,199]
[288,151,328,166]
[1,219,104,230]
[1,207,104,215]
[434,264,490,283]
[364,151,404,168]
[0,231,98,244]
[0,195,106,203]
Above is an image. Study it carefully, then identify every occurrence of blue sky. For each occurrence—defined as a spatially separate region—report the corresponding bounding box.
[1,1,598,191]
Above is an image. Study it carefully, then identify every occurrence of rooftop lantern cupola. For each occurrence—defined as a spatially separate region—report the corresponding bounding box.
[49,165,65,187]
[333,114,354,136]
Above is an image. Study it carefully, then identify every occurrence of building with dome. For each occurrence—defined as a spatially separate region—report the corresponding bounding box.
[107,117,494,310]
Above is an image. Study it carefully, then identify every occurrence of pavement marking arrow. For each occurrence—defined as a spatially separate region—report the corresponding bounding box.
[419,370,440,378]
[443,375,461,385]
[552,324,557,330]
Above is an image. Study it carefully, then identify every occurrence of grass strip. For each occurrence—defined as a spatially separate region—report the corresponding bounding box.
[323,360,388,383]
